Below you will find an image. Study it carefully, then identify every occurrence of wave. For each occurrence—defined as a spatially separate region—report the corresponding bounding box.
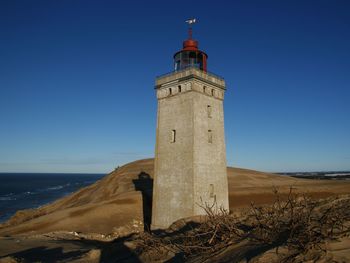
[47,185,64,190]
[0,180,97,203]
[0,197,16,201]
[0,185,69,201]
[40,183,72,192]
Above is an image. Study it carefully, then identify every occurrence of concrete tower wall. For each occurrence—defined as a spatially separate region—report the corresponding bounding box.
[152,68,229,229]
[192,82,229,214]
[152,90,195,229]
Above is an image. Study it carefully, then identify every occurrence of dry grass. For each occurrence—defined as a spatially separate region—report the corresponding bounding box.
[136,189,350,262]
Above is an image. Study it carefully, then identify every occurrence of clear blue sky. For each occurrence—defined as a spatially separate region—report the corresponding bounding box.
[1,0,349,173]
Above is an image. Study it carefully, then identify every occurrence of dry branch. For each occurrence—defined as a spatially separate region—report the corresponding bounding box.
[136,190,350,262]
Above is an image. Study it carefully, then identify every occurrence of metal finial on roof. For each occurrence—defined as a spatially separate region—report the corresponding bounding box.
[185,18,197,39]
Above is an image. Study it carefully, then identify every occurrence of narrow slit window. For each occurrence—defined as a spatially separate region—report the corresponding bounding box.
[171,129,176,143]
[208,130,213,143]
[211,89,214,96]
[178,85,182,92]
[203,86,206,93]
[210,184,214,198]
[169,88,172,95]
[207,105,212,118]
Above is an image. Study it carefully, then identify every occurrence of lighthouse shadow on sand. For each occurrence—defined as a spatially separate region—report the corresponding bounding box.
[132,172,153,231]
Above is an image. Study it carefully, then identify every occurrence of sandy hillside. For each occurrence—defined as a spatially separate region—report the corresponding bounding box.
[1,158,350,236]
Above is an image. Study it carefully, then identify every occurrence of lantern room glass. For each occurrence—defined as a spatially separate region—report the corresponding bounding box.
[174,51,205,71]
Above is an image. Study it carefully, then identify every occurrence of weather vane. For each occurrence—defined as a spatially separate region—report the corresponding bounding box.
[185,18,197,39]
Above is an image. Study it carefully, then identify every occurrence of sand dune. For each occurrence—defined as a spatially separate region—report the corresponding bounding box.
[1,158,350,236]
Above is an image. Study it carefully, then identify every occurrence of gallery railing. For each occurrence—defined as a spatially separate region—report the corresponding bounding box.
[156,66,224,81]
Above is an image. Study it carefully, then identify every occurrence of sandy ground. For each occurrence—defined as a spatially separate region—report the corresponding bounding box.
[1,158,350,262]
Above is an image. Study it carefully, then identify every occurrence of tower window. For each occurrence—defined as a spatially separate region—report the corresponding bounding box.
[207,105,212,118]
[211,89,215,96]
[171,130,176,143]
[210,184,214,198]
[208,130,212,143]
[169,88,172,95]
[178,85,182,92]
[203,86,206,93]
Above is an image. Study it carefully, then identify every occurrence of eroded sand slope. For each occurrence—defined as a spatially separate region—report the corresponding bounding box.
[1,158,350,236]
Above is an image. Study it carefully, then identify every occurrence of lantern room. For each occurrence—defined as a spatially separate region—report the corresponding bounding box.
[173,19,208,72]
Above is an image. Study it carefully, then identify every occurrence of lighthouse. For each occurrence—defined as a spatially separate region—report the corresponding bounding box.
[151,20,229,229]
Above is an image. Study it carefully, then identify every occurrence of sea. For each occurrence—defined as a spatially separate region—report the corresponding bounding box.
[0,173,105,223]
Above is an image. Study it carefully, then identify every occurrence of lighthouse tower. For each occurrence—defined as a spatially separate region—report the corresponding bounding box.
[151,21,229,229]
